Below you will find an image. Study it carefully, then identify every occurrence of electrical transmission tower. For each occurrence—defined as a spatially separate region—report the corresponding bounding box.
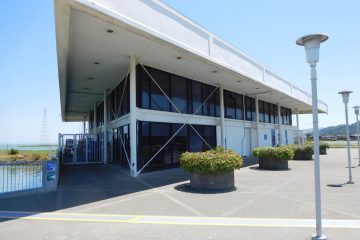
[40,108,50,145]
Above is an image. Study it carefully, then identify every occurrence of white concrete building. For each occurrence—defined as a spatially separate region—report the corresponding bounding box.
[55,0,327,176]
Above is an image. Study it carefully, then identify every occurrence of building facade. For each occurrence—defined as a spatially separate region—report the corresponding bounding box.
[55,0,327,176]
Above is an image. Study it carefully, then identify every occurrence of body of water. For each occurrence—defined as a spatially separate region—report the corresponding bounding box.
[0,144,57,151]
[0,163,43,193]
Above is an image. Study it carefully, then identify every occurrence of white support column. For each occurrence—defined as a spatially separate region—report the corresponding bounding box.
[255,97,260,147]
[83,116,86,135]
[104,89,109,164]
[219,85,225,147]
[129,55,138,177]
[296,110,300,145]
[278,104,282,146]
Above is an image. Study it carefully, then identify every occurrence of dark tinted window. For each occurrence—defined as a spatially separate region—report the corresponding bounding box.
[137,121,216,171]
[192,81,202,115]
[258,100,264,122]
[137,66,150,109]
[225,90,236,119]
[235,94,244,120]
[171,75,188,113]
[150,68,170,111]
[109,75,130,120]
[264,102,270,123]
[136,65,219,117]
[245,96,255,121]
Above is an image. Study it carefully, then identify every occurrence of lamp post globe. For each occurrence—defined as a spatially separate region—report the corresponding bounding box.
[353,105,360,166]
[339,91,352,104]
[339,90,354,184]
[297,33,328,240]
[354,105,360,115]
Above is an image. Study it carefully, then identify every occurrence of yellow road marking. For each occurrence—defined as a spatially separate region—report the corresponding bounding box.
[0,211,359,229]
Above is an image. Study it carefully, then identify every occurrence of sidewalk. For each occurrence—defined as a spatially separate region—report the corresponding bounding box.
[0,148,359,239]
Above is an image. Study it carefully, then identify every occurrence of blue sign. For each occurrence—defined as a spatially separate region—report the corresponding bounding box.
[47,162,56,182]
[47,162,56,172]
[264,134,267,140]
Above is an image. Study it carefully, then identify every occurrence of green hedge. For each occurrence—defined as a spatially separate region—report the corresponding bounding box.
[320,142,330,150]
[252,146,294,161]
[292,144,313,155]
[180,146,243,175]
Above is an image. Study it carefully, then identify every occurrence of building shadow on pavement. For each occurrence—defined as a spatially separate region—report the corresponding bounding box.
[0,164,189,223]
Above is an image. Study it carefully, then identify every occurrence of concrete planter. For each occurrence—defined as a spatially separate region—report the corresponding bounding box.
[258,158,289,170]
[294,152,313,160]
[320,148,327,155]
[190,171,234,191]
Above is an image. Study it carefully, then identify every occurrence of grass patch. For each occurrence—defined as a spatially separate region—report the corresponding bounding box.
[329,144,358,148]
[0,150,58,162]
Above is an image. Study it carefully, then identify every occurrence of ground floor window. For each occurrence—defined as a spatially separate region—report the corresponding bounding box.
[137,121,216,171]
[112,125,130,168]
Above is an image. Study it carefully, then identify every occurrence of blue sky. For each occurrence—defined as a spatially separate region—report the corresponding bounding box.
[0,0,359,144]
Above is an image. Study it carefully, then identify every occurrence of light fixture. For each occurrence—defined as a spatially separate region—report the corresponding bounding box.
[87,77,93,80]
[107,29,114,33]
[212,70,218,73]
[176,56,182,60]
[339,90,354,184]
[297,33,328,240]
[94,62,100,65]
[237,80,241,83]
[339,90,352,104]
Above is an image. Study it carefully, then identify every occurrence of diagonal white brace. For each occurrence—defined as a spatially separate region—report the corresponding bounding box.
[108,69,131,168]
[137,63,218,174]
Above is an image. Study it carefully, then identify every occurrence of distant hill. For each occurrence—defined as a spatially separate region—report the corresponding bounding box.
[319,122,360,136]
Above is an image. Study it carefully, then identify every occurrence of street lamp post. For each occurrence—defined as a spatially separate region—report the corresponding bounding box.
[339,90,354,184]
[354,105,360,166]
[296,34,328,240]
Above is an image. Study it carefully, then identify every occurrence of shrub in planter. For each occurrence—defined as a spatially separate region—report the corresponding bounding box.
[252,146,294,170]
[293,144,313,160]
[180,146,243,191]
[319,142,329,155]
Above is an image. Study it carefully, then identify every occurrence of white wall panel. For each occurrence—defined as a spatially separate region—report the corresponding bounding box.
[91,0,210,55]
[212,38,264,82]
[264,69,292,94]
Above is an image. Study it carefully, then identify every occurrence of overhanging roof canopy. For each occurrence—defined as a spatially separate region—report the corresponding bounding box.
[55,0,328,122]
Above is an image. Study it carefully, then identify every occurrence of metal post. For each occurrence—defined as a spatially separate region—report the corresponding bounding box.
[94,103,97,134]
[296,110,300,145]
[58,133,61,153]
[88,110,92,133]
[85,136,88,164]
[104,89,109,164]
[73,134,77,164]
[278,104,282,146]
[49,146,52,160]
[310,63,323,239]
[344,102,353,183]
[357,113,360,166]
[129,55,138,177]
[219,85,225,147]
[255,97,260,146]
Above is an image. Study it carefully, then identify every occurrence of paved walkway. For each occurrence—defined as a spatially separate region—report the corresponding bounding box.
[0,148,360,239]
